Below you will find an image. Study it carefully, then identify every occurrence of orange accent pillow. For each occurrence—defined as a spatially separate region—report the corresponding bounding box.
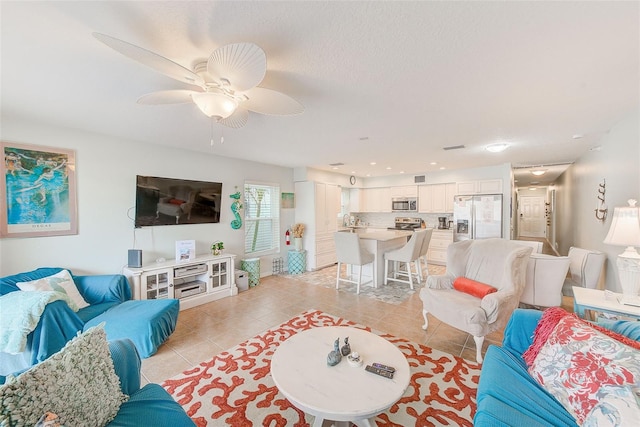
[453,277,497,299]
[168,198,185,205]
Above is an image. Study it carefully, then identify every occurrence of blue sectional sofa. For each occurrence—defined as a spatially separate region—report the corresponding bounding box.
[0,267,179,380]
[107,338,195,426]
[474,308,640,426]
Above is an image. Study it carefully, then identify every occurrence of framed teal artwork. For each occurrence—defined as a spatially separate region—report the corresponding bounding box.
[1,142,78,238]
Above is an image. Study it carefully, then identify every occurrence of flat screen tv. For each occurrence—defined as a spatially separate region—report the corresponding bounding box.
[135,175,222,228]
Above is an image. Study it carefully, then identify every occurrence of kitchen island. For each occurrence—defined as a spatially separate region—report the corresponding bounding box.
[355,230,412,286]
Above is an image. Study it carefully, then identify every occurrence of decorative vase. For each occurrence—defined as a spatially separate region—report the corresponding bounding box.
[294,237,303,251]
[212,249,221,256]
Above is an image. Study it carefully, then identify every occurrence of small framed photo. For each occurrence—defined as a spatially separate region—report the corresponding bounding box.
[281,192,295,209]
[176,240,196,262]
[1,142,78,238]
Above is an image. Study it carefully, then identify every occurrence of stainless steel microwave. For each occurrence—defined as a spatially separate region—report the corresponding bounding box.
[391,197,417,212]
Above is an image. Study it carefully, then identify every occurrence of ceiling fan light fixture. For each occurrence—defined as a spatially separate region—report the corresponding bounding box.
[192,92,238,119]
[530,169,547,176]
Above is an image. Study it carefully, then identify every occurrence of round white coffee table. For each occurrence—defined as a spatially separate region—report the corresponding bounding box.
[270,326,410,427]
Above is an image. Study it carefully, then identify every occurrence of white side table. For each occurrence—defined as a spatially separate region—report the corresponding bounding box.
[270,326,410,427]
[573,286,640,321]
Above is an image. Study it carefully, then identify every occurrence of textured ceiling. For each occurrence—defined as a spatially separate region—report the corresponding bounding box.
[1,1,638,187]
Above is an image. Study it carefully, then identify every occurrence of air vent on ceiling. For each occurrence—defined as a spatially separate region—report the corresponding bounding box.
[414,175,426,183]
[329,162,344,167]
[443,145,466,151]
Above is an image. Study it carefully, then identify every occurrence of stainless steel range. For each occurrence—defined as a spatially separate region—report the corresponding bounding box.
[388,217,423,231]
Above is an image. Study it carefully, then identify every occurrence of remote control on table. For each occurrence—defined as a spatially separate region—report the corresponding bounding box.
[365,365,394,379]
[372,363,395,373]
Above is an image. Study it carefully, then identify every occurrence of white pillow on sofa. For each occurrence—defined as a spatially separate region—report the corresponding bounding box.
[17,269,89,311]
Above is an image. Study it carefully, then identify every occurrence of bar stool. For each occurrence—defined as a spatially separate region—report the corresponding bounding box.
[384,230,426,289]
[334,232,375,294]
[416,228,434,283]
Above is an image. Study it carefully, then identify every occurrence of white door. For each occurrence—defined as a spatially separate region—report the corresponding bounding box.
[518,196,546,238]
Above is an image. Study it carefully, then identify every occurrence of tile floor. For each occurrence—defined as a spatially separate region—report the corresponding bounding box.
[140,267,574,385]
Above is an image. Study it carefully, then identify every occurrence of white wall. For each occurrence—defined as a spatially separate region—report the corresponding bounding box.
[555,110,640,291]
[0,117,295,277]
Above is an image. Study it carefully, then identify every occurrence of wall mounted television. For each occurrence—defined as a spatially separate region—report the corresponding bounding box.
[135,175,222,228]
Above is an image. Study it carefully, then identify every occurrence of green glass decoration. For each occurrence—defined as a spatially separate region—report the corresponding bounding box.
[230,191,243,230]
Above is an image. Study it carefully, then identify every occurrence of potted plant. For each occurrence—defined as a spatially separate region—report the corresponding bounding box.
[211,241,224,256]
[292,223,305,251]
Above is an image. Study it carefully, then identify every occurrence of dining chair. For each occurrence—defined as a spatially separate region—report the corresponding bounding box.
[416,228,434,282]
[383,230,427,289]
[334,232,375,294]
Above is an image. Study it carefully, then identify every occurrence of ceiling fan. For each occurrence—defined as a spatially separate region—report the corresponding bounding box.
[93,33,304,128]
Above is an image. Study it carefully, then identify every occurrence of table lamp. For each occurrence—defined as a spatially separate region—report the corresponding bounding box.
[603,199,640,305]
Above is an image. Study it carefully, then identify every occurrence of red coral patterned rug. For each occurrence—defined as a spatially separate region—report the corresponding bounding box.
[162,310,481,426]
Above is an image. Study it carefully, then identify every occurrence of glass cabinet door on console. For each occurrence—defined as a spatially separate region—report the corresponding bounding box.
[143,269,172,300]
[210,259,230,289]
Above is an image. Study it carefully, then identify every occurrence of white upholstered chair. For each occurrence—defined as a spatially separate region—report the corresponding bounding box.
[420,239,532,363]
[334,232,375,294]
[512,240,571,307]
[384,230,427,289]
[513,240,543,253]
[520,254,571,307]
[562,247,606,296]
[416,228,434,283]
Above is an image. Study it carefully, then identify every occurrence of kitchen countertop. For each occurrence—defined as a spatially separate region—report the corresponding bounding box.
[357,230,412,241]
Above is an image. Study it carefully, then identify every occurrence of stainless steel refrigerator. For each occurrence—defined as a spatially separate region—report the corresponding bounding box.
[453,194,503,241]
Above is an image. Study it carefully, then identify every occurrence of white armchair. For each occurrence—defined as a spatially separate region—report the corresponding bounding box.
[520,253,570,307]
[420,238,532,363]
[562,246,606,296]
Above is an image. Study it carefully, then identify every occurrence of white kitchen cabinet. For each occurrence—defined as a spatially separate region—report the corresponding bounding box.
[456,179,502,195]
[418,183,456,213]
[294,181,341,270]
[427,230,453,265]
[478,179,503,194]
[124,254,237,311]
[361,187,392,213]
[348,188,363,212]
[390,185,417,198]
[456,181,477,195]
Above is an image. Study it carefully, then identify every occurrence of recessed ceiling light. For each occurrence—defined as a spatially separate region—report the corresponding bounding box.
[350,170,356,174]
[572,134,583,139]
[439,167,446,170]
[485,143,509,153]
[530,169,546,176]
[366,174,371,177]
[399,171,405,174]
[370,162,376,166]
[430,162,437,165]
[590,146,602,151]
[386,166,392,170]
[529,187,537,191]
[331,166,339,170]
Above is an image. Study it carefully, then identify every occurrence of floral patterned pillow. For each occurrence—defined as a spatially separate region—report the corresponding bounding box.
[529,315,640,425]
[0,325,128,426]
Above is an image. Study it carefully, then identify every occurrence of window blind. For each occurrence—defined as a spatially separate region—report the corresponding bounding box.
[244,182,280,254]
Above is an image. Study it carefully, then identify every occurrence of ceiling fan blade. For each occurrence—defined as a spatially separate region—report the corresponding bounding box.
[207,43,266,92]
[217,108,249,129]
[93,33,204,88]
[137,90,201,105]
[243,87,304,116]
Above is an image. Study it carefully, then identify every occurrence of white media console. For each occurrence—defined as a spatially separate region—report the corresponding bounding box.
[124,253,237,311]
